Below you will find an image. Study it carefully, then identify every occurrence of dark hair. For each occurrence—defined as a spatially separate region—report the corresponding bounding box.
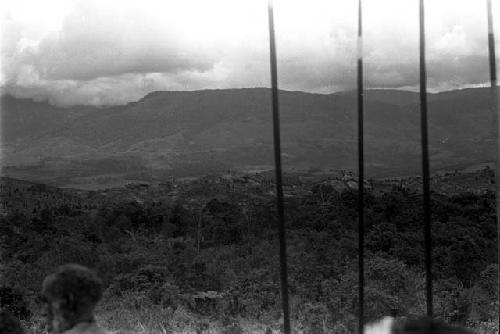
[42,264,103,316]
[0,308,24,334]
[392,317,474,334]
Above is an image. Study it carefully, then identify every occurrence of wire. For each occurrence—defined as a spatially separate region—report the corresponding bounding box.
[357,0,365,332]
[419,0,434,317]
[486,0,499,328]
[267,1,291,333]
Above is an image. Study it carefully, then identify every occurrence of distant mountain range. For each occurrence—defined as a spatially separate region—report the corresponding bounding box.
[1,87,496,187]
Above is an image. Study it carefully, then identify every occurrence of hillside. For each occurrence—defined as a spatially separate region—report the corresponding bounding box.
[1,88,496,187]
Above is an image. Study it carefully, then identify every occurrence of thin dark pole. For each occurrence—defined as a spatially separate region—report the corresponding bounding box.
[419,0,433,317]
[486,0,499,328]
[267,1,291,334]
[357,0,365,333]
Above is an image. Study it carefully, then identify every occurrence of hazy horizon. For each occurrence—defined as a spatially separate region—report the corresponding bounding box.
[3,84,497,108]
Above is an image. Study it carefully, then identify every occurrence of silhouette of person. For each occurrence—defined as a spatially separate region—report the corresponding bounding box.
[41,264,111,334]
[0,308,24,334]
[365,316,474,334]
[393,317,474,334]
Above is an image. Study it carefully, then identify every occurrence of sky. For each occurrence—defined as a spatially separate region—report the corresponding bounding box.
[1,0,499,106]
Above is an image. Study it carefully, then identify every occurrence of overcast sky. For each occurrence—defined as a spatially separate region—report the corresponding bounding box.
[1,0,499,106]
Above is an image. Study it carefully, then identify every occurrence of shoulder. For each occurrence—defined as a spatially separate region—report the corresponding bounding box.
[93,325,113,334]
[365,316,395,334]
[65,322,113,334]
[96,327,113,334]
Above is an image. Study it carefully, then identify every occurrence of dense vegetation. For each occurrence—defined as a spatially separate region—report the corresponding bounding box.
[0,173,498,334]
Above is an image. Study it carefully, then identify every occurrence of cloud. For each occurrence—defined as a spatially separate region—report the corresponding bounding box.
[1,0,498,106]
[3,0,217,79]
[2,0,224,105]
[25,1,214,81]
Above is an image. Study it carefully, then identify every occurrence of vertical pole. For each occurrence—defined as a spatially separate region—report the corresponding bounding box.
[357,0,365,333]
[486,0,499,327]
[419,0,433,317]
[267,1,291,333]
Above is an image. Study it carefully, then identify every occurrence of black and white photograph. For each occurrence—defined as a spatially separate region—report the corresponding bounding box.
[0,0,499,333]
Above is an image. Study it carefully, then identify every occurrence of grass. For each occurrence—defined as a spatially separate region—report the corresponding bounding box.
[24,305,500,334]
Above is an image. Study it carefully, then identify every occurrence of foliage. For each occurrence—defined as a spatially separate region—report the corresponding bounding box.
[0,173,497,333]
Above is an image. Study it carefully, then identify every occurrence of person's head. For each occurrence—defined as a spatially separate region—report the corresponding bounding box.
[0,308,24,334]
[41,264,103,334]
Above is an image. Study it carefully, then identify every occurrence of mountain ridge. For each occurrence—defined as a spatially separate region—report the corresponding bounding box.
[1,87,495,186]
